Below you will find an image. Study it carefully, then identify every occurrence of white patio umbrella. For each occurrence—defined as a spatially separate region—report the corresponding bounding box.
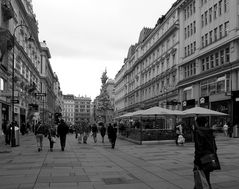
[182,107,228,117]
[116,112,135,119]
[141,106,173,116]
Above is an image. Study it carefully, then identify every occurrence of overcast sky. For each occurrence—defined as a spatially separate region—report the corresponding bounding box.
[32,0,176,100]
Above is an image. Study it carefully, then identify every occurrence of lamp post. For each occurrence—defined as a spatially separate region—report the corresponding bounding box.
[11,24,32,147]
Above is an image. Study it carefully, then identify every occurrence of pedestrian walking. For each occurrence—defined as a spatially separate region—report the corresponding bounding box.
[83,123,91,144]
[91,123,98,143]
[223,121,229,137]
[57,118,69,151]
[99,122,106,143]
[108,123,117,149]
[20,122,27,135]
[48,124,57,152]
[34,121,47,152]
[193,117,220,189]
[175,122,183,145]
[75,123,84,143]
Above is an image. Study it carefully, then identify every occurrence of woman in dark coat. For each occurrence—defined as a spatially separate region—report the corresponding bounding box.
[57,119,69,151]
[193,117,220,189]
[99,123,106,143]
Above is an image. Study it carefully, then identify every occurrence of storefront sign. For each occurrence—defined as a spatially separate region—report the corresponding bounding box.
[199,96,209,105]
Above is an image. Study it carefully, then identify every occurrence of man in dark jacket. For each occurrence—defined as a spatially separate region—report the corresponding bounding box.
[108,123,117,149]
[57,118,69,151]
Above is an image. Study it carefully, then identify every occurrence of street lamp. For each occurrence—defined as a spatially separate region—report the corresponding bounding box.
[11,24,33,147]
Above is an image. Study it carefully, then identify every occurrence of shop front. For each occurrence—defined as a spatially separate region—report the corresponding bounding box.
[211,100,231,128]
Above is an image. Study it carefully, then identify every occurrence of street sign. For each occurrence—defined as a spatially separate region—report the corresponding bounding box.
[35,93,46,97]
[12,99,19,104]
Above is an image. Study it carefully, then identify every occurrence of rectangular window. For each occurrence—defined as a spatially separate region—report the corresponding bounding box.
[220,50,224,64]
[219,0,222,15]
[225,47,230,63]
[185,47,187,57]
[215,52,219,66]
[205,33,208,46]
[206,56,209,70]
[210,55,214,68]
[205,11,208,25]
[193,1,196,13]
[202,36,204,47]
[194,41,196,51]
[190,23,193,36]
[201,15,204,27]
[214,4,217,19]
[202,58,205,71]
[209,8,212,22]
[224,21,229,36]
[185,28,187,39]
[194,21,196,33]
[172,54,176,65]
[214,28,218,41]
[209,31,213,44]
[184,9,187,20]
[219,24,223,38]
[209,82,216,95]
[190,4,193,15]
[224,0,228,13]
[191,43,193,54]
[187,25,190,37]
[201,84,208,97]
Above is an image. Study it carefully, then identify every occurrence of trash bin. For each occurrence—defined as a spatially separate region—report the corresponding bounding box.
[233,125,238,138]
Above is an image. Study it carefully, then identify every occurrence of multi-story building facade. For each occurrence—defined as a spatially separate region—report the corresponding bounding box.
[115,0,239,126]
[53,72,62,115]
[178,0,239,125]
[0,0,43,129]
[114,64,126,115]
[0,0,60,131]
[40,41,56,124]
[62,94,74,125]
[74,96,91,124]
[115,1,181,130]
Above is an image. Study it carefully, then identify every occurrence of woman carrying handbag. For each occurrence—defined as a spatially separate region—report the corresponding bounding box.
[193,117,221,189]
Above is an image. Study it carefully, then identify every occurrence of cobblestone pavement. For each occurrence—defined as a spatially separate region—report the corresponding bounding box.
[0,133,239,189]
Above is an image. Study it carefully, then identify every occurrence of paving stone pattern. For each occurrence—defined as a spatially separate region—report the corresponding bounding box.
[0,133,239,189]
